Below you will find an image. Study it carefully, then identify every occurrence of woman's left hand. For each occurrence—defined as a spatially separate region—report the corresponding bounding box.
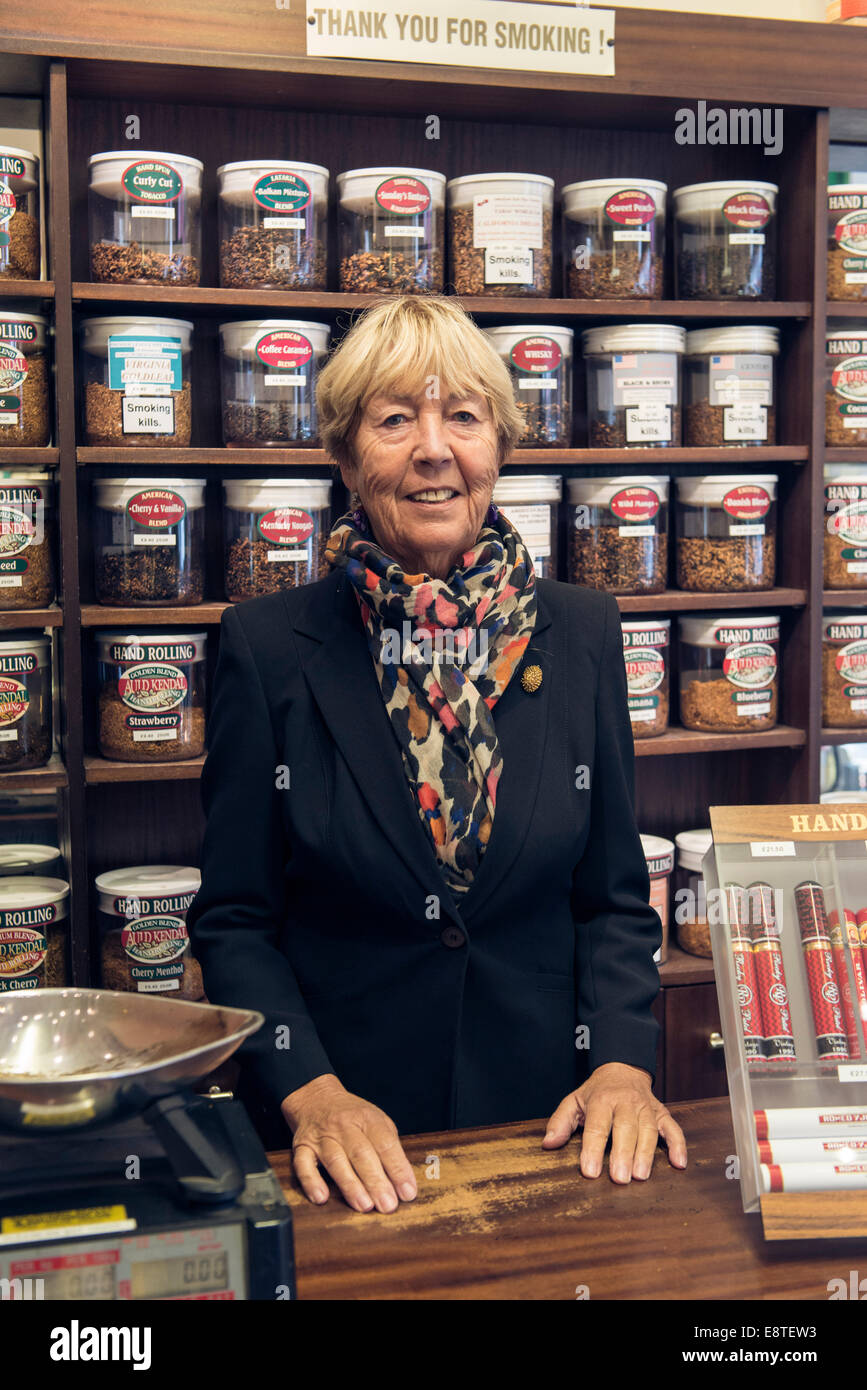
[542,1062,688,1182]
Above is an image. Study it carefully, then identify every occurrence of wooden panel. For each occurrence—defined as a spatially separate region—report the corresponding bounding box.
[634,727,806,758]
[0,756,67,791]
[658,944,715,988]
[83,754,206,783]
[761,1191,867,1241]
[663,983,727,1103]
[710,801,867,841]
[76,447,809,467]
[0,607,63,628]
[616,589,807,614]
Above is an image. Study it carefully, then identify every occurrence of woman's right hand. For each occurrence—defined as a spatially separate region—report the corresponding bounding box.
[282,1072,418,1213]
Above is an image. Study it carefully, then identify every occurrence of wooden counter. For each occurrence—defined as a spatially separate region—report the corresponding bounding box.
[269,1098,862,1300]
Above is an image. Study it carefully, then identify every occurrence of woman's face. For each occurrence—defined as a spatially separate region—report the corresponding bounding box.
[340,384,500,580]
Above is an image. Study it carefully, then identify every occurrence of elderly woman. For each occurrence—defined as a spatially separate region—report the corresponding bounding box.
[187,296,687,1215]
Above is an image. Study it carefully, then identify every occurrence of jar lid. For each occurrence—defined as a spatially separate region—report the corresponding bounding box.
[0,875,69,910]
[219,319,330,360]
[337,166,446,184]
[672,179,778,219]
[484,325,574,354]
[0,145,40,164]
[0,147,39,191]
[82,316,194,355]
[822,613,867,638]
[679,613,780,646]
[89,149,203,171]
[95,863,201,900]
[621,618,671,632]
[0,311,48,329]
[581,323,686,354]
[675,474,778,505]
[94,477,206,511]
[685,326,779,356]
[824,463,867,483]
[828,176,867,191]
[493,473,562,503]
[567,474,669,505]
[640,833,675,876]
[0,633,50,659]
[820,790,867,802]
[223,477,333,510]
[827,328,867,348]
[0,312,48,352]
[447,172,555,204]
[0,844,61,873]
[675,828,713,873]
[95,631,207,662]
[0,471,53,492]
[561,178,667,217]
[218,159,330,178]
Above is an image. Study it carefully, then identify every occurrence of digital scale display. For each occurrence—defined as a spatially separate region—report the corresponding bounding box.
[3,1225,246,1300]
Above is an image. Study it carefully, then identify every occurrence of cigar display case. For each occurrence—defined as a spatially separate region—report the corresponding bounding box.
[704,804,867,1240]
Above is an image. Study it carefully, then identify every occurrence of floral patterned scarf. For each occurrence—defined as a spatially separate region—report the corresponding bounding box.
[325,503,537,897]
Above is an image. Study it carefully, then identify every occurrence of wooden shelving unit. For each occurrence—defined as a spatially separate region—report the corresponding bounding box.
[3,6,867,1062]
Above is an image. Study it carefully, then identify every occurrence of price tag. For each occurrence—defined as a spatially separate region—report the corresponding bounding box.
[838,1064,867,1084]
[750,841,796,858]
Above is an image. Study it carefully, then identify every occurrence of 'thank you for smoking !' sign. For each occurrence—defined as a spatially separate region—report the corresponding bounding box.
[305,1,616,77]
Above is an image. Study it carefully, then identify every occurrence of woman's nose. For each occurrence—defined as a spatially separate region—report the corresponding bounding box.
[412,407,453,463]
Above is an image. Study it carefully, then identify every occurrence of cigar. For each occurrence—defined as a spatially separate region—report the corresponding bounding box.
[758,1136,867,1164]
[746,882,797,1065]
[723,882,766,1064]
[828,907,864,1059]
[754,1106,867,1140]
[761,1161,867,1193]
[793,881,850,1062]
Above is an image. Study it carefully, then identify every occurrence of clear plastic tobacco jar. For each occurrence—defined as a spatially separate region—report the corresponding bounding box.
[562,177,666,300]
[0,145,40,279]
[81,315,193,447]
[582,323,685,448]
[223,477,332,600]
[683,325,779,447]
[96,629,207,763]
[0,471,55,610]
[88,149,202,285]
[484,324,573,447]
[337,167,445,293]
[0,876,69,992]
[673,180,778,299]
[827,174,867,302]
[821,613,867,729]
[675,474,778,593]
[219,319,329,447]
[96,863,204,1000]
[93,476,205,607]
[826,326,867,447]
[622,619,670,739]
[0,310,49,447]
[218,160,329,290]
[491,473,561,580]
[678,612,780,733]
[567,475,669,595]
[0,632,52,770]
[447,172,554,297]
[824,464,867,589]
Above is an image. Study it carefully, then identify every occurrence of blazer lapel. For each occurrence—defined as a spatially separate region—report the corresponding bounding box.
[289,572,554,926]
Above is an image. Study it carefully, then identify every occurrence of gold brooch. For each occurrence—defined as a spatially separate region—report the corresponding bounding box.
[521,664,543,694]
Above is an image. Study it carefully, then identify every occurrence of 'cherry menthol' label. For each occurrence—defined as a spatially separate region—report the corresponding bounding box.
[121,916,188,963]
[510,336,561,374]
[257,507,315,546]
[122,160,183,203]
[604,189,657,226]
[376,176,431,215]
[722,192,772,228]
[253,172,312,212]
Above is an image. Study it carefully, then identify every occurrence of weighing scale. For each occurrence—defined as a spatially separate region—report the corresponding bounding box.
[0,989,296,1300]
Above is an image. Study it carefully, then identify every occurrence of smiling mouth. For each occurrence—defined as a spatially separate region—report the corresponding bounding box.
[405,488,460,505]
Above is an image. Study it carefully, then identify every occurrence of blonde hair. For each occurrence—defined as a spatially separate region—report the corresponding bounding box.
[316,296,524,469]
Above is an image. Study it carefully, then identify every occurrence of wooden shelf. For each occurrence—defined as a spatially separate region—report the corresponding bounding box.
[71,283,812,319]
[76,445,808,467]
[634,726,807,757]
[0,448,59,466]
[617,588,807,614]
[826,302,867,316]
[80,603,229,626]
[0,606,63,629]
[659,944,715,987]
[825,449,867,464]
[0,280,54,299]
[84,754,206,783]
[821,728,867,746]
[823,590,867,608]
[0,755,67,790]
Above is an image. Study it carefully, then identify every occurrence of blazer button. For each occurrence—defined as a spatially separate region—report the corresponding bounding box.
[440,926,466,948]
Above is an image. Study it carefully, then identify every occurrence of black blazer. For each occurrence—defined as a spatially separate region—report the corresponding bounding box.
[186,569,661,1145]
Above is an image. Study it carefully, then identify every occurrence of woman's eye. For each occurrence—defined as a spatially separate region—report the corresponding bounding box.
[452,410,476,423]
[383,413,408,427]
